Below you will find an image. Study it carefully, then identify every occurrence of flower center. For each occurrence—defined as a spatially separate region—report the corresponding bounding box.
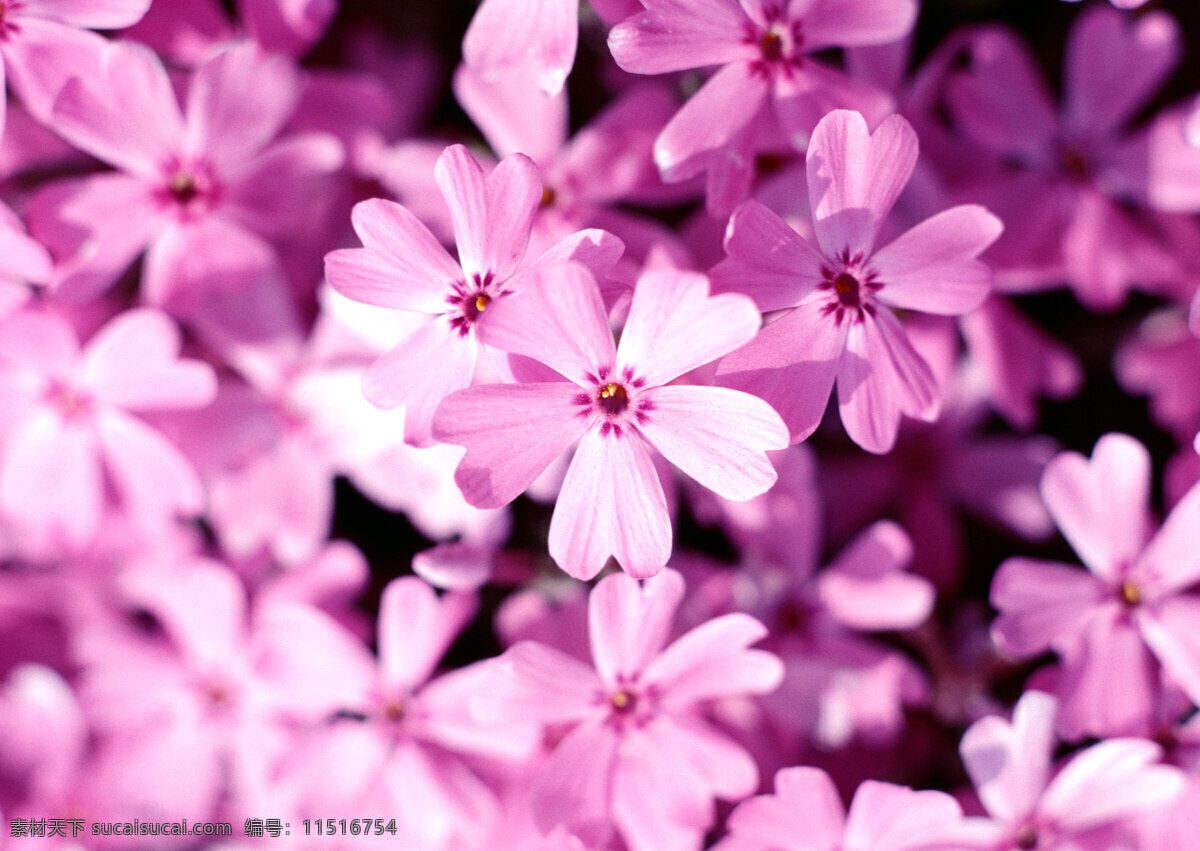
[448,272,499,336]
[598,382,628,415]
[1120,580,1142,607]
[818,254,881,325]
[1059,145,1091,180]
[610,689,637,714]
[168,172,200,205]
[382,698,405,723]
[1014,824,1040,850]
[744,14,803,79]
[157,159,220,218]
[540,186,557,207]
[759,27,785,62]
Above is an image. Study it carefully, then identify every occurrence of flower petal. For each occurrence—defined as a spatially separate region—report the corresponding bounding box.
[806,109,917,258]
[588,568,685,686]
[711,199,825,312]
[636,385,786,500]
[607,0,752,75]
[549,428,671,580]
[433,382,589,508]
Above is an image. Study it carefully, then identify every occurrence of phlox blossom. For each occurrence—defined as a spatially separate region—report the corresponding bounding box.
[325,143,621,446]
[992,434,1200,739]
[714,109,1002,453]
[473,568,784,851]
[433,262,788,580]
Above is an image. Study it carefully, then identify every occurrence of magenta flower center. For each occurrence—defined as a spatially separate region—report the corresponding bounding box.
[610,689,637,714]
[818,253,882,325]
[157,159,221,219]
[1119,580,1142,607]
[1014,823,1040,849]
[743,9,803,79]
[447,271,501,336]
[598,382,628,415]
[45,381,92,421]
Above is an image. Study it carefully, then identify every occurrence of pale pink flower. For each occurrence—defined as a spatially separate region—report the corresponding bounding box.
[324,143,622,446]
[29,40,342,308]
[0,307,215,553]
[434,263,788,580]
[992,434,1200,738]
[946,690,1185,850]
[473,568,783,851]
[463,0,577,95]
[715,765,964,851]
[608,0,915,212]
[714,109,1002,453]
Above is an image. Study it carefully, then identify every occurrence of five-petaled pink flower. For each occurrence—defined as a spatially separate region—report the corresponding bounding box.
[433,262,789,580]
[714,109,1003,453]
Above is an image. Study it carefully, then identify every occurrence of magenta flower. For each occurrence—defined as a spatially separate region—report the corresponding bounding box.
[325,143,621,446]
[473,568,783,851]
[714,109,1002,453]
[992,434,1200,738]
[433,263,788,580]
[948,691,1184,850]
[714,765,964,851]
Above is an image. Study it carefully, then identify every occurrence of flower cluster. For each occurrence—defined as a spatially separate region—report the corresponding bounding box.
[1,0,1199,848]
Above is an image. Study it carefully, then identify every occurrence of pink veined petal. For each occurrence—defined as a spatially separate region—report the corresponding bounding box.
[1138,596,1200,709]
[806,110,918,259]
[1041,738,1183,833]
[646,613,782,707]
[618,270,762,387]
[433,382,590,508]
[0,408,101,550]
[82,308,216,411]
[378,577,477,693]
[959,691,1057,824]
[26,173,163,302]
[607,0,753,75]
[1063,6,1181,141]
[653,61,769,182]
[1040,433,1152,582]
[328,202,458,314]
[19,0,152,28]
[842,782,962,851]
[548,428,672,580]
[95,407,206,532]
[836,308,938,454]
[716,295,848,444]
[363,316,478,447]
[719,766,845,851]
[452,63,568,165]
[588,569,686,687]
[711,199,826,312]
[1135,478,1200,595]
[183,42,300,170]
[471,643,602,726]
[49,39,183,178]
[798,0,918,52]
[870,205,1002,315]
[326,199,460,314]
[463,0,578,95]
[990,557,1110,658]
[480,152,542,282]
[1055,608,1157,739]
[636,385,786,500]
[531,718,621,837]
[434,144,490,280]
[818,520,934,631]
[478,262,615,385]
[516,226,627,284]
[943,27,1058,164]
[614,717,758,849]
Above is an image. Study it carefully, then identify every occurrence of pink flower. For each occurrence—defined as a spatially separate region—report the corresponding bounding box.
[714,765,963,851]
[433,263,788,580]
[948,690,1184,850]
[714,109,1002,453]
[325,143,622,446]
[608,0,915,212]
[29,40,342,307]
[0,307,216,553]
[992,434,1200,738]
[463,0,577,95]
[473,568,783,851]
